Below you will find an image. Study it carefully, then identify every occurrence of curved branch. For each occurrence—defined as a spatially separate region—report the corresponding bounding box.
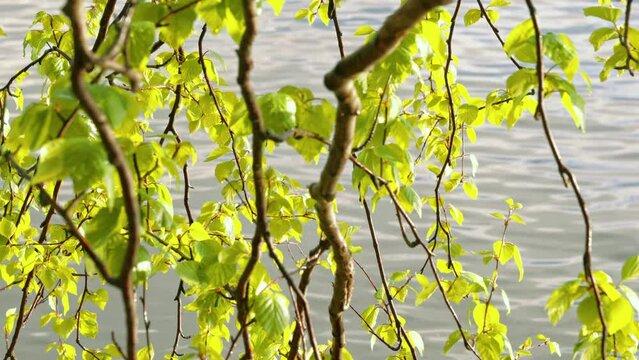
[235,1,266,358]
[91,0,118,52]
[310,1,450,358]
[63,1,141,358]
[524,1,607,358]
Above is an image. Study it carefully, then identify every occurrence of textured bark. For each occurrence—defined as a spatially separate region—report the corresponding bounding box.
[310,0,450,358]
[63,1,141,358]
[235,1,267,359]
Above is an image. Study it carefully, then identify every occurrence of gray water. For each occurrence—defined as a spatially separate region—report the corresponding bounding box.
[1,0,638,358]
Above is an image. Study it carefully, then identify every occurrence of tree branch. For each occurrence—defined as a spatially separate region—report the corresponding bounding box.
[235,1,266,358]
[63,1,141,358]
[310,0,450,357]
[524,1,607,358]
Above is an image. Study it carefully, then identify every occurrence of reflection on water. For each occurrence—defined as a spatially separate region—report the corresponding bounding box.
[1,0,637,358]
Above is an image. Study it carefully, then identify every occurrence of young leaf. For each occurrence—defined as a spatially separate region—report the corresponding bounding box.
[254,290,290,337]
[583,6,622,23]
[463,182,478,200]
[605,296,633,334]
[449,204,464,225]
[512,244,524,281]
[88,85,137,129]
[266,0,285,15]
[32,138,109,193]
[546,279,585,325]
[159,0,197,48]
[501,289,511,314]
[464,9,481,27]
[461,271,488,295]
[506,68,536,98]
[589,27,616,51]
[128,21,156,69]
[503,19,536,63]
[354,25,375,36]
[407,330,425,356]
[260,92,297,135]
[443,329,462,354]
[621,255,639,282]
[361,304,380,329]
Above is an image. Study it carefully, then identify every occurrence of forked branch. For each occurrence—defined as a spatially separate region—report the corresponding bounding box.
[63,1,141,358]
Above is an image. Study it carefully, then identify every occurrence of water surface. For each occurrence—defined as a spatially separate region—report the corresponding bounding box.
[1,0,638,358]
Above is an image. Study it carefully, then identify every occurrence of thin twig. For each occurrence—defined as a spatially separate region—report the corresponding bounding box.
[524,1,607,358]
[198,25,254,216]
[91,0,118,52]
[476,0,522,69]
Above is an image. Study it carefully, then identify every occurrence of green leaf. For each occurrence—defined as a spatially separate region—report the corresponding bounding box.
[189,222,210,241]
[589,27,616,51]
[476,333,501,360]
[606,296,633,334]
[583,6,622,23]
[501,289,511,314]
[545,74,585,130]
[546,279,585,325]
[621,255,639,282]
[473,303,500,330]
[503,19,536,63]
[512,244,524,281]
[506,68,536,97]
[461,271,488,295]
[354,25,375,36]
[52,317,75,339]
[0,218,16,243]
[86,289,109,311]
[488,0,510,7]
[88,85,137,129]
[254,290,290,337]
[543,33,579,80]
[174,261,201,286]
[260,92,297,135]
[576,294,599,328]
[0,26,6,36]
[443,329,462,354]
[449,204,464,225]
[266,0,284,15]
[415,275,438,306]
[361,304,380,329]
[619,285,639,313]
[463,182,478,200]
[9,103,58,150]
[399,186,422,217]
[32,138,109,193]
[137,345,154,360]
[84,202,125,249]
[159,0,197,48]
[128,21,156,69]
[464,9,481,27]
[78,311,98,339]
[407,330,425,356]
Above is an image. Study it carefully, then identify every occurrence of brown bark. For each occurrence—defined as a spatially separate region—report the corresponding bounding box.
[310,0,450,358]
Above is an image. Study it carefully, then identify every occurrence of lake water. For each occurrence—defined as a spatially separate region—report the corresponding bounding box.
[1,0,638,358]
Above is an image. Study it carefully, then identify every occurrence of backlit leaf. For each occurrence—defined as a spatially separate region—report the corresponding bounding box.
[621,255,639,282]
[254,290,290,337]
[32,138,109,192]
[583,6,622,23]
[464,9,481,27]
[463,182,478,200]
